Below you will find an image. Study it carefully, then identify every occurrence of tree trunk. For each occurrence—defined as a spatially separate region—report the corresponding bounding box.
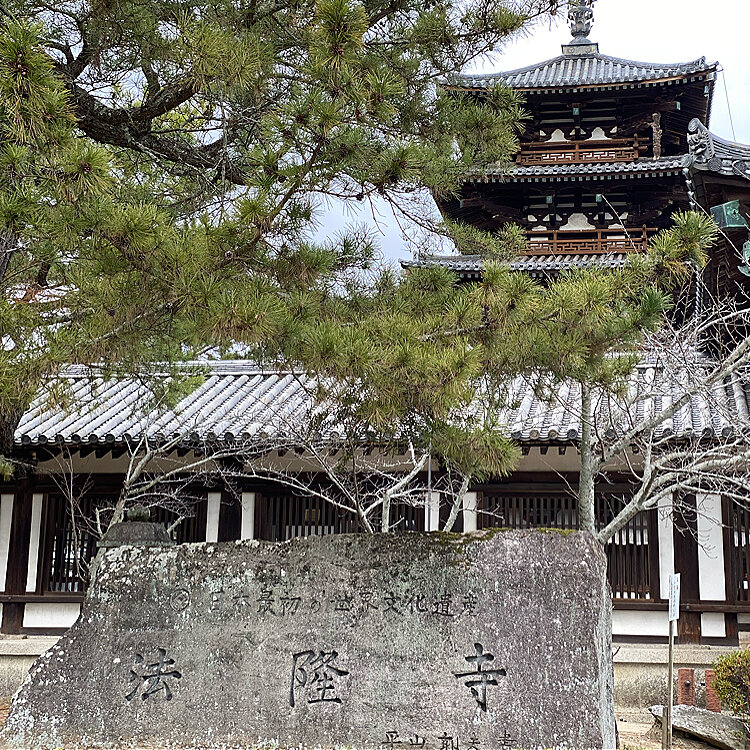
[443,477,470,532]
[380,492,391,533]
[0,409,23,461]
[578,381,597,534]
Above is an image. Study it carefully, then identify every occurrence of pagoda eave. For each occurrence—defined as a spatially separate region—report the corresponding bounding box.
[446,76,714,96]
[463,158,689,184]
[401,251,633,279]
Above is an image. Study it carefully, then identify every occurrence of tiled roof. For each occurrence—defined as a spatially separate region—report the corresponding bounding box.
[16,365,321,445]
[687,119,750,180]
[14,360,750,447]
[401,253,630,274]
[452,54,716,91]
[466,156,689,182]
[505,364,749,442]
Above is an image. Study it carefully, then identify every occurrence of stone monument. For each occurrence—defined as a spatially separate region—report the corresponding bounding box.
[0,529,616,749]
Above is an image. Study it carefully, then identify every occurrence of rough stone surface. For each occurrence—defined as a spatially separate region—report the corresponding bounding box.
[0,638,61,704]
[0,530,615,749]
[650,705,750,750]
[98,520,173,548]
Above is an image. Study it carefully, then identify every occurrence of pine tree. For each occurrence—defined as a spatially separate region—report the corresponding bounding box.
[1,0,718,530]
[0,1,559,474]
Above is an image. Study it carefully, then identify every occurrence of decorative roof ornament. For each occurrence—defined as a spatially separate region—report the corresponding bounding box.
[569,0,595,40]
[687,117,750,179]
[562,0,599,55]
[687,119,716,164]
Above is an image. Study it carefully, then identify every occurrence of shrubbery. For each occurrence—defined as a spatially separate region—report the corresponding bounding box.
[713,649,750,715]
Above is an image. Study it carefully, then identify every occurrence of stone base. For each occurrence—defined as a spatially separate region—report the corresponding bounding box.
[0,638,59,705]
[0,531,616,750]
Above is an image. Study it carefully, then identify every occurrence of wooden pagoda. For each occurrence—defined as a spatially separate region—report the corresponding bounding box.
[404,0,750,301]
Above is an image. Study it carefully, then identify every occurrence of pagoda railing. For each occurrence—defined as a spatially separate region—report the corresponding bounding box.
[516,137,646,166]
[525,226,657,255]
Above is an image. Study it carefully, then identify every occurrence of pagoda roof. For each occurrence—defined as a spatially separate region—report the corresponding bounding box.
[464,155,689,183]
[450,53,717,92]
[401,252,630,276]
[687,118,750,180]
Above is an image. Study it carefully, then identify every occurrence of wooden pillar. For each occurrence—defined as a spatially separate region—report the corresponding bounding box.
[254,492,268,541]
[673,494,701,643]
[2,481,32,633]
[722,496,739,644]
[218,491,242,542]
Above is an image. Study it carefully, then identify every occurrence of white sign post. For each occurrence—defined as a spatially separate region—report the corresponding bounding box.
[663,573,680,750]
[668,573,681,623]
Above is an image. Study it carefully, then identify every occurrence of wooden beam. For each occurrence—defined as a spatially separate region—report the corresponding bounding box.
[1,480,32,634]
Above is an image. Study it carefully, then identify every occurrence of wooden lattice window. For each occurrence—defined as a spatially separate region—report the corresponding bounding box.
[257,493,424,541]
[598,495,653,600]
[726,500,750,603]
[478,492,578,531]
[39,493,207,593]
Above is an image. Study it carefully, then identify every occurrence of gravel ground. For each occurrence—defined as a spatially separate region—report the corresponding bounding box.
[618,719,716,750]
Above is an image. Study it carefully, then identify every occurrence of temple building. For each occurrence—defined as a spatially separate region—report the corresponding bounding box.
[1,0,750,712]
[401,0,750,653]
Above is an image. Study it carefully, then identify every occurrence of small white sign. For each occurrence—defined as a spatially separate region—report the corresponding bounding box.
[669,573,681,622]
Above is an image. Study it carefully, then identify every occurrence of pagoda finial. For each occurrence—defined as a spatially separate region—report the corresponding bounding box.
[568,0,595,39]
[562,0,598,55]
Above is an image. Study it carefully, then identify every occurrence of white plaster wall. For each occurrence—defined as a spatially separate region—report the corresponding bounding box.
[25,493,43,593]
[425,492,440,532]
[657,497,675,601]
[23,603,80,629]
[613,609,669,637]
[560,213,595,231]
[462,493,477,533]
[697,493,726,601]
[701,613,726,639]
[206,492,221,543]
[241,492,256,540]
[588,127,609,140]
[0,494,13,591]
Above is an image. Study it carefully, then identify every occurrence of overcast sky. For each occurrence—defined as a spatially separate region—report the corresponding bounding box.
[319,0,750,264]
